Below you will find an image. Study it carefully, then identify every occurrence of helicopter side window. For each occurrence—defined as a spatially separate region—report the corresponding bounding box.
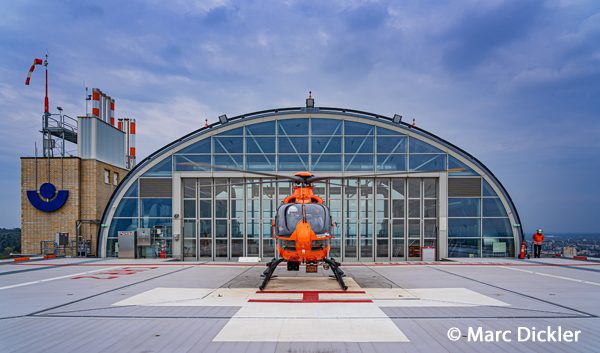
[277,204,303,236]
[305,204,329,234]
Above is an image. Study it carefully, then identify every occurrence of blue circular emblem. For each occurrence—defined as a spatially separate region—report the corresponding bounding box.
[39,183,56,199]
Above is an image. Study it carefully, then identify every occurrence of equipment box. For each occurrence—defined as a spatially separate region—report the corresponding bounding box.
[137,228,151,246]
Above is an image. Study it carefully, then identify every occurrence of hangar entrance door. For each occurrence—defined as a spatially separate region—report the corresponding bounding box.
[407,178,438,261]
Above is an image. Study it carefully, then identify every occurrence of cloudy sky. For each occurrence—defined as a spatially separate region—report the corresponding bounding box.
[1,0,599,234]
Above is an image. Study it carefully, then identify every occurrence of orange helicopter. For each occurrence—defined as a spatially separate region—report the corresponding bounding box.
[181,162,463,290]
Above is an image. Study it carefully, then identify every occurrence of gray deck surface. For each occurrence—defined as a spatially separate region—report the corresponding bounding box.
[1,257,599,352]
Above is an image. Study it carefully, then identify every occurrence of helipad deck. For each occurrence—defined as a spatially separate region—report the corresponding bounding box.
[1,257,599,352]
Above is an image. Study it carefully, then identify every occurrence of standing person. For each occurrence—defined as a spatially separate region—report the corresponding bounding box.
[533,229,544,258]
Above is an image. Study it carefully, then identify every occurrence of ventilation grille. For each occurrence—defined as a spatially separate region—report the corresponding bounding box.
[448,178,481,197]
[140,178,172,198]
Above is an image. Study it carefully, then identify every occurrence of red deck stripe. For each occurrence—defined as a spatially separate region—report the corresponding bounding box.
[14,257,30,261]
[258,291,365,294]
[249,299,373,303]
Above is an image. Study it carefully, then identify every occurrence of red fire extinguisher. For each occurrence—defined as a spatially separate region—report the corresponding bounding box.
[519,241,526,259]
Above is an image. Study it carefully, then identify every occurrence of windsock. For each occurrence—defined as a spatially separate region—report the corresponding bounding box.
[25,59,43,85]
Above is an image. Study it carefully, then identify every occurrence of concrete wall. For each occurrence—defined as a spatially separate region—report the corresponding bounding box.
[21,157,127,255]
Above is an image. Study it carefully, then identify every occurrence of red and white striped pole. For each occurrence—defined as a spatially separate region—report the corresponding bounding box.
[92,88,100,117]
[110,98,115,126]
[130,119,136,166]
[118,118,123,131]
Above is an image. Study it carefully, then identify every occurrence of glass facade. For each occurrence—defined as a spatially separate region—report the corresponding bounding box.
[104,115,518,260]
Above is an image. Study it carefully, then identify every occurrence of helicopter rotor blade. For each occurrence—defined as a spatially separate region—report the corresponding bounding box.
[177,162,302,182]
[307,168,465,183]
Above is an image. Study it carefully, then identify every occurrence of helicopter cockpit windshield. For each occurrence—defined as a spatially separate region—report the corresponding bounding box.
[277,204,303,236]
[304,203,329,234]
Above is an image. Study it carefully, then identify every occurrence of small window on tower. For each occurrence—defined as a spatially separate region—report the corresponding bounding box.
[113,172,119,186]
[105,170,110,184]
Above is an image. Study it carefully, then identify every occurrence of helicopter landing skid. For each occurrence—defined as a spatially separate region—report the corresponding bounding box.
[259,258,284,290]
[324,258,348,291]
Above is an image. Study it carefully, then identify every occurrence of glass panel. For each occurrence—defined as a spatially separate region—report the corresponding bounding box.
[231,220,244,238]
[178,138,211,154]
[247,239,260,257]
[448,198,480,217]
[345,219,357,258]
[448,238,481,258]
[183,179,196,198]
[215,200,227,218]
[376,219,389,238]
[344,121,374,135]
[360,238,373,258]
[123,180,138,198]
[140,218,172,231]
[199,200,211,218]
[332,219,341,239]
[142,156,172,177]
[263,239,275,258]
[107,238,119,257]
[483,179,498,197]
[311,118,342,135]
[482,218,512,237]
[247,219,261,238]
[344,136,374,154]
[262,219,272,238]
[174,155,211,171]
[140,198,172,218]
[330,238,341,258]
[313,183,326,198]
[216,220,228,238]
[360,179,373,198]
[375,179,388,198]
[199,179,212,198]
[278,137,309,153]
[330,199,341,218]
[108,218,138,239]
[423,238,436,248]
[360,220,373,238]
[377,126,403,135]
[392,239,404,257]
[423,179,437,198]
[424,219,437,237]
[408,239,421,258]
[360,200,373,218]
[183,219,196,238]
[408,199,420,218]
[448,155,478,176]
[114,198,138,218]
[215,239,228,257]
[377,154,406,171]
[231,200,244,218]
[376,199,389,218]
[184,239,196,257]
[247,137,276,153]
[345,155,374,171]
[214,154,243,169]
[392,200,404,218]
[278,118,309,135]
[246,180,260,198]
[215,127,243,136]
[215,180,228,198]
[263,181,276,198]
[424,199,436,218]
[329,179,341,197]
[448,218,481,237]
[263,199,275,218]
[409,154,447,172]
[214,137,243,154]
[345,200,357,218]
[247,200,259,218]
[199,239,212,258]
[311,154,342,171]
[312,137,342,153]
[392,219,404,238]
[482,238,514,257]
[246,121,275,136]
[246,155,276,171]
[377,136,407,153]
[199,219,212,237]
[230,180,244,198]
[482,198,508,217]
[408,219,420,238]
[392,179,405,198]
[183,200,195,218]
[409,138,443,153]
[278,154,309,171]
[408,179,420,198]
[344,179,358,198]
[376,239,388,258]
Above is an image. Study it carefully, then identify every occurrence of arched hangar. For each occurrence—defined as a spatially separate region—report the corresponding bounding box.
[99,103,523,261]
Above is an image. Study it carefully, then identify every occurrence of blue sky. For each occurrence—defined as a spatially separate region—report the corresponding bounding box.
[1,0,599,234]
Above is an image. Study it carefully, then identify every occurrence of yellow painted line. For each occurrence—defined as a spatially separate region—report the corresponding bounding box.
[501,266,600,286]
[0,266,122,290]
